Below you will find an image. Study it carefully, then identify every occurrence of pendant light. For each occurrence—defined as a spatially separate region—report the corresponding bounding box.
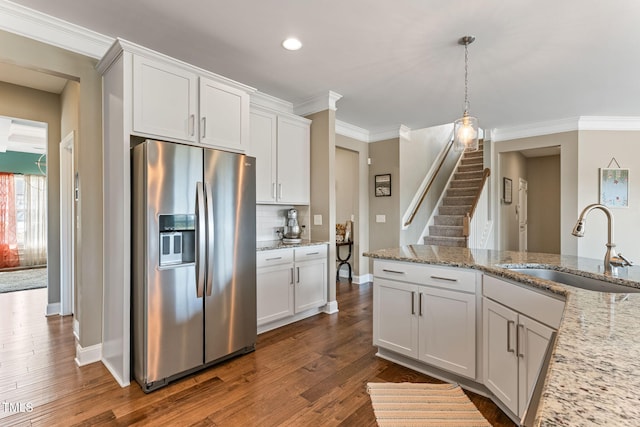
[453,36,479,152]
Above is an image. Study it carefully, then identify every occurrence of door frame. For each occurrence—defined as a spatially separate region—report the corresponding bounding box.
[518,178,528,252]
[60,131,74,316]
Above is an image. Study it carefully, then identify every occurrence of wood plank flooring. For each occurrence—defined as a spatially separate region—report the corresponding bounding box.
[0,283,515,426]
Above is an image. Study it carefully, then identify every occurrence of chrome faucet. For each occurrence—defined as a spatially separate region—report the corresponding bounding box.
[572,203,632,274]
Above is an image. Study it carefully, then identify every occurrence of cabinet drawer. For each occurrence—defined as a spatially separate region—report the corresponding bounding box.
[374,260,477,293]
[294,245,327,261]
[257,248,294,268]
[483,275,565,329]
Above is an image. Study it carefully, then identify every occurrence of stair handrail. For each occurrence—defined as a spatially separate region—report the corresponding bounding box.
[463,167,491,237]
[404,137,456,227]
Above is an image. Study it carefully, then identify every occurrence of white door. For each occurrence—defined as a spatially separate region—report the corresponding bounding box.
[59,132,74,316]
[418,287,476,379]
[373,279,419,358]
[517,315,554,417]
[483,297,519,415]
[256,264,294,326]
[518,178,528,252]
[199,77,249,152]
[295,258,327,312]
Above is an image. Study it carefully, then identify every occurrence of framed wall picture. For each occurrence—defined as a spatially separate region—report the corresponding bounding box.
[375,174,391,197]
[503,177,512,204]
[600,168,629,208]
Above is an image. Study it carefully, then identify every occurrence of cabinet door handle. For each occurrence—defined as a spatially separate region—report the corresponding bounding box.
[411,291,415,315]
[296,266,300,283]
[306,252,320,256]
[279,183,283,199]
[266,256,282,261]
[189,114,195,136]
[201,117,206,138]
[272,183,276,200]
[430,275,458,282]
[382,269,406,275]
[290,267,294,284]
[517,324,525,358]
[419,293,423,316]
[507,320,515,353]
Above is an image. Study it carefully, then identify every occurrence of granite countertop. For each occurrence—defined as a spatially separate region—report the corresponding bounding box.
[364,245,640,426]
[257,239,330,251]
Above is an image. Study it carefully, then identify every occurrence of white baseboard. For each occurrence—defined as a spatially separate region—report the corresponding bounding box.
[324,300,339,314]
[337,271,373,284]
[75,342,102,367]
[102,357,130,387]
[45,302,60,316]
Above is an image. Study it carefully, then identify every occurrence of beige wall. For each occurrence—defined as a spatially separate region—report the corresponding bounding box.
[369,138,400,251]
[0,30,103,348]
[335,134,370,279]
[492,131,579,254]
[527,155,561,254]
[577,130,640,261]
[307,110,337,301]
[0,81,61,302]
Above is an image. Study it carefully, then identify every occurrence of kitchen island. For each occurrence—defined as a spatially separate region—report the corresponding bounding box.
[364,245,640,426]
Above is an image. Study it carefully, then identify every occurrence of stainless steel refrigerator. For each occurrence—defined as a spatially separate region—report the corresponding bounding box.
[132,139,256,392]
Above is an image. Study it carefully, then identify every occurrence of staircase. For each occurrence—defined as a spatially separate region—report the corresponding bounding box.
[424,143,484,247]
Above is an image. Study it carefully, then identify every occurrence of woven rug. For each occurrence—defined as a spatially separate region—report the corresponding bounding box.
[0,267,47,293]
[367,382,491,427]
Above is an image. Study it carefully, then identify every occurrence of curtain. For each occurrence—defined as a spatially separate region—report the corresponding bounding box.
[22,174,47,266]
[0,172,20,268]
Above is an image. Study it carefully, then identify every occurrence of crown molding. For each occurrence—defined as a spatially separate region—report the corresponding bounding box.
[369,126,407,142]
[577,116,640,131]
[335,120,370,142]
[0,0,113,59]
[491,116,640,142]
[294,91,343,117]
[250,91,294,114]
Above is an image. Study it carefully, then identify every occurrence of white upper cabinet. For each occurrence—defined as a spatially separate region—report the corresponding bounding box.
[277,115,310,205]
[126,42,253,152]
[133,55,198,142]
[251,106,311,204]
[199,77,249,152]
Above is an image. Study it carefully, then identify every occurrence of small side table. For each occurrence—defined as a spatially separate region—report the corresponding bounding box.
[336,240,353,282]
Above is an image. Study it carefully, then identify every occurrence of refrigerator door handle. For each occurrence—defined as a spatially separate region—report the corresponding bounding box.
[195,182,206,298]
[205,181,215,296]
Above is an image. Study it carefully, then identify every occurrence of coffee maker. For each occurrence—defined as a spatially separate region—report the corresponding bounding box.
[283,208,302,244]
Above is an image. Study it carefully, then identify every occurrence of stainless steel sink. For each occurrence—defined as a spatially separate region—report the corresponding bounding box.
[509,268,640,293]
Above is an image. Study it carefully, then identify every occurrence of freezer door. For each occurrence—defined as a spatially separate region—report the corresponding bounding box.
[132,139,204,387]
[203,150,257,363]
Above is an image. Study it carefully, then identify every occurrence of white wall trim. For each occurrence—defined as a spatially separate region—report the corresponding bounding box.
[338,271,373,284]
[294,90,343,117]
[369,126,407,142]
[0,0,113,59]
[491,116,640,142]
[324,300,339,314]
[45,302,60,316]
[75,342,102,367]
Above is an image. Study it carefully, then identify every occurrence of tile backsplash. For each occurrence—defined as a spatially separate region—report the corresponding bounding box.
[256,204,310,241]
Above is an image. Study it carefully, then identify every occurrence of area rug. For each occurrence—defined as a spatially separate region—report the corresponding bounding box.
[0,267,47,293]
[367,382,491,426]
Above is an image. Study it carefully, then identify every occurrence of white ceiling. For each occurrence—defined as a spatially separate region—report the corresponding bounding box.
[7,0,640,134]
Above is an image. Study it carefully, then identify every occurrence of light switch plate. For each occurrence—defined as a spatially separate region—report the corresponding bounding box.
[376,214,386,223]
[314,214,323,225]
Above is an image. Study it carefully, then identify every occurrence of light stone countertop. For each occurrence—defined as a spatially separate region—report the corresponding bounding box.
[363,245,640,427]
[257,239,330,251]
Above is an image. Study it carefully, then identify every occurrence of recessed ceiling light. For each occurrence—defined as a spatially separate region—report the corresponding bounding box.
[282,38,302,51]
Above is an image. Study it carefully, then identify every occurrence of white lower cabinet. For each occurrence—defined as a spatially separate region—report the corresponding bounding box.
[373,261,477,379]
[482,274,564,418]
[257,245,327,331]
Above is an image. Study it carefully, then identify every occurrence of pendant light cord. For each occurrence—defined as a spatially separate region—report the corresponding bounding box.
[464,41,469,116]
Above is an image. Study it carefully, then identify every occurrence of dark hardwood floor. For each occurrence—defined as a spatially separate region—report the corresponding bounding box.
[0,282,515,426]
